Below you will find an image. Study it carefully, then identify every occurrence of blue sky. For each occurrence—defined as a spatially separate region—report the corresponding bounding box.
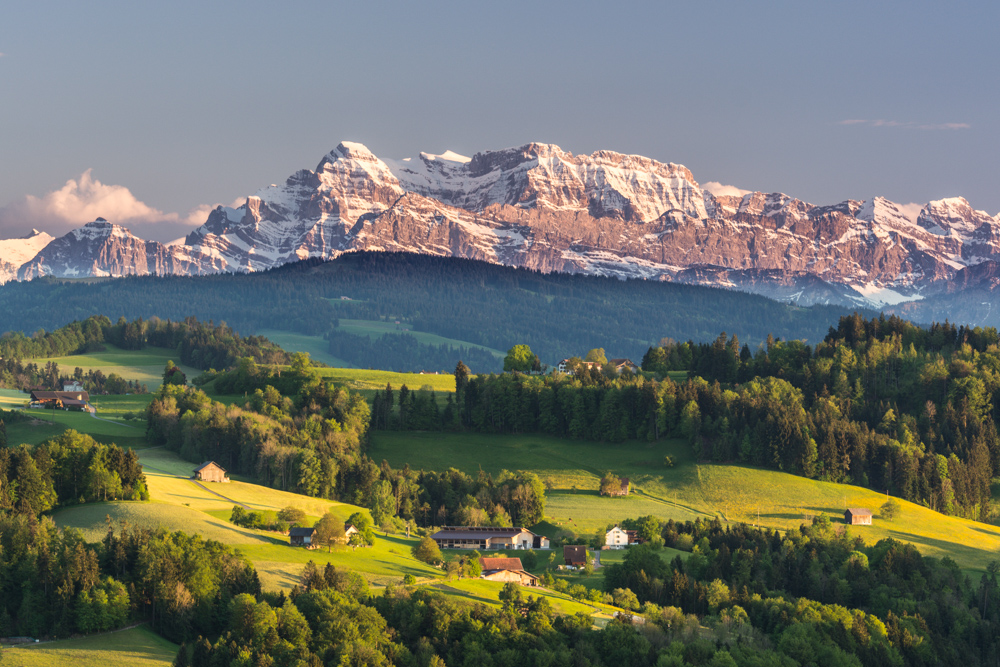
[0,1,996,240]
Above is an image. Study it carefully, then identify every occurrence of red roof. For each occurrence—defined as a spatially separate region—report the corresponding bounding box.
[480,557,524,571]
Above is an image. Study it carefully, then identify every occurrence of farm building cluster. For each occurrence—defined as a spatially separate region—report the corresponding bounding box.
[289,523,359,547]
[28,389,90,411]
[430,526,550,550]
[556,358,638,375]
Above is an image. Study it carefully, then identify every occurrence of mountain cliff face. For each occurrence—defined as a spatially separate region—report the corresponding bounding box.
[2,142,999,313]
[16,219,221,280]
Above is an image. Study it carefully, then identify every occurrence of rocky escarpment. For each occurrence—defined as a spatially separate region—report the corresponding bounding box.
[2,141,998,310]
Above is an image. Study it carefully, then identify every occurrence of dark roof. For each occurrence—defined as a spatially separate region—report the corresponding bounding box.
[431,527,532,540]
[30,390,90,402]
[846,508,873,516]
[480,557,524,571]
[609,358,636,366]
[193,461,227,473]
[564,545,587,563]
[289,527,315,537]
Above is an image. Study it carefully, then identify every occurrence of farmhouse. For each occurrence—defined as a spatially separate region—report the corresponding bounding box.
[345,523,359,540]
[193,461,230,483]
[609,358,639,373]
[845,508,873,526]
[63,381,85,392]
[606,525,629,549]
[625,530,643,545]
[29,390,90,410]
[564,545,588,567]
[430,526,550,550]
[479,557,539,586]
[556,359,600,375]
[289,527,315,547]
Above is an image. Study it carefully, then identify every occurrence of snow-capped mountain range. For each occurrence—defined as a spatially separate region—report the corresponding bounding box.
[4,141,1000,312]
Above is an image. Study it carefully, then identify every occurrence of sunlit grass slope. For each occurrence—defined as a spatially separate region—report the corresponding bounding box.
[25,344,198,390]
[0,625,177,667]
[53,448,443,591]
[370,431,1000,573]
[316,367,456,393]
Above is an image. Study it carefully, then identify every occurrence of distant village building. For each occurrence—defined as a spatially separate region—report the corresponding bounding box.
[289,527,315,547]
[192,461,229,483]
[563,545,588,567]
[430,526,550,550]
[605,526,629,549]
[63,381,85,392]
[345,523,359,541]
[609,359,639,374]
[844,508,873,525]
[29,390,90,411]
[556,359,600,375]
[479,557,539,586]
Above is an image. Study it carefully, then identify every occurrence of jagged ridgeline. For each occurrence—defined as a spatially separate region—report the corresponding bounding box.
[0,252,864,372]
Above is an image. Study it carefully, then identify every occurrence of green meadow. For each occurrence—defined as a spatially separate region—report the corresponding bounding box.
[53,447,444,592]
[335,318,504,359]
[370,430,1000,574]
[316,367,457,393]
[256,329,353,367]
[0,625,177,667]
[25,344,199,390]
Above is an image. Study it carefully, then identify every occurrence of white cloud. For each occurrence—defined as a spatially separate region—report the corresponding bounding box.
[838,119,970,131]
[702,181,751,198]
[897,202,924,224]
[0,171,246,242]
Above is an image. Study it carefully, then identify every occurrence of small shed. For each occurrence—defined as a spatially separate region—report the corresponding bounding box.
[845,508,873,526]
[290,527,315,547]
[193,461,229,483]
[564,545,588,567]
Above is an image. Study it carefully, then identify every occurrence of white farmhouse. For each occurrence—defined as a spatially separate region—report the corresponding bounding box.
[606,525,629,549]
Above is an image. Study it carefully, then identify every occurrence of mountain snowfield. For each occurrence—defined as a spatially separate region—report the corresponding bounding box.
[2,141,1000,310]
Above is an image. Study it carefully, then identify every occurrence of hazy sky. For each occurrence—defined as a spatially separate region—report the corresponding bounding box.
[1,1,997,241]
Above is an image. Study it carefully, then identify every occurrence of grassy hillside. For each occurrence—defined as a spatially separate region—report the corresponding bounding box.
[0,625,176,667]
[316,367,456,393]
[257,329,353,367]
[25,345,199,391]
[336,318,505,359]
[370,431,1000,574]
[54,447,443,592]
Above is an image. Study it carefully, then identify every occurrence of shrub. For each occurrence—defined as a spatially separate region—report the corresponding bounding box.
[412,536,443,565]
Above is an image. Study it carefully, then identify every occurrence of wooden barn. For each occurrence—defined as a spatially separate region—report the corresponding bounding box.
[564,545,588,567]
[193,461,229,483]
[29,390,90,411]
[480,557,539,586]
[602,478,630,497]
[845,508,873,525]
[289,527,315,547]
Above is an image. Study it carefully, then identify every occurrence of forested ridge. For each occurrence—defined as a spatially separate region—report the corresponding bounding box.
[0,252,863,372]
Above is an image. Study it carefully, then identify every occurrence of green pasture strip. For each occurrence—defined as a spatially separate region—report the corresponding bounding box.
[7,408,144,448]
[88,394,153,420]
[24,344,199,391]
[316,367,456,393]
[0,625,177,667]
[336,318,504,359]
[256,330,353,367]
[370,430,1000,573]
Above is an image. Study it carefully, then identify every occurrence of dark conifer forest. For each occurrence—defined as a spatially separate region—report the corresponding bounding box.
[0,252,864,372]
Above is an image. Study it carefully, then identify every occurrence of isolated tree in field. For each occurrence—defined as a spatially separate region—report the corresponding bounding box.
[278,506,306,525]
[413,536,442,564]
[313,511,346,552]
[504,344,537,373]
[600,473,622,497]
[881,498,900,521]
